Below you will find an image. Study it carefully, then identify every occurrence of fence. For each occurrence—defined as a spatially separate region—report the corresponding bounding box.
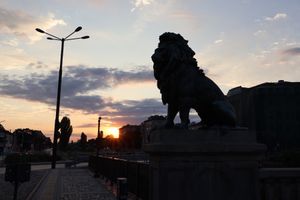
[259,168,300,200]
[90,156,300,200]
[89,155,149,200]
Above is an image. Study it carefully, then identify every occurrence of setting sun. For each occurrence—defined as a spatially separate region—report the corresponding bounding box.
[106,127,119,138]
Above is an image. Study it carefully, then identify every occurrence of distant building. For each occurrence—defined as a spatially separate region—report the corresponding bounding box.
[140,115,166,144]
[0,124,13,155]
[227,80,300,150]
[119,124,142,149]
[13,128,51,152]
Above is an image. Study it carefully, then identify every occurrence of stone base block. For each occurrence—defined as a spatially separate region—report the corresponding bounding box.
[143,128,266,200]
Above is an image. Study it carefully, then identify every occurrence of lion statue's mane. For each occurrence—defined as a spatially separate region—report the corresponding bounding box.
[152,32,236,128]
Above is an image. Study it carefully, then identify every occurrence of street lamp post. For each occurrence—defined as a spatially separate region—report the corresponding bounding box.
[36,26,89,169]
[94,116,102,178]
[96,117,102,156]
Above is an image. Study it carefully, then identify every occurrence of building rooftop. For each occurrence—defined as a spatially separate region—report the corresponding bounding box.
[227,80,300,96]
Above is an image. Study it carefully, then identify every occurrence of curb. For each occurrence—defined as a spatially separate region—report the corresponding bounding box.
[25,170,51,200]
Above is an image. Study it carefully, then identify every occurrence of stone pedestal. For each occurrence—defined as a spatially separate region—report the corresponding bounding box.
[143,128,266,200]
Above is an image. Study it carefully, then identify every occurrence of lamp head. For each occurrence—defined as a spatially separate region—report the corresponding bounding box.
[35,28,45,33]
[75,26,82,32]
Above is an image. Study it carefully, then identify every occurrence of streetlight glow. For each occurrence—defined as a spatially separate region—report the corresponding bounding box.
[36,26,89,169]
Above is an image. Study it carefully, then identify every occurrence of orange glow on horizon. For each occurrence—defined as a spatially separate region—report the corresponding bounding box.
[105,127,119,138]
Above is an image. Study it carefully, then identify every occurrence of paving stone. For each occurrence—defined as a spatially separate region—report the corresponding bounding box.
[1,167,116,200]
[58,169,115,200]
[0,169,48,200]
[31,168,115,200]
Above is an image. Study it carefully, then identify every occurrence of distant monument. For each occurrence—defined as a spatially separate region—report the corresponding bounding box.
[143,32,265,200]
[152,32,236,128]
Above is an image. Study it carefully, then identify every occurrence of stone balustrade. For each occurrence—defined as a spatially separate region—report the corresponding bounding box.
[259,168,300,200]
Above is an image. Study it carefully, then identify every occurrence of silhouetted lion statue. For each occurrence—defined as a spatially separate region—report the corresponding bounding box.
[152,32,236,128]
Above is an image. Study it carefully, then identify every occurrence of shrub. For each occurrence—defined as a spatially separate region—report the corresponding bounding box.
[5,153,30,164]
[5,152,61,164]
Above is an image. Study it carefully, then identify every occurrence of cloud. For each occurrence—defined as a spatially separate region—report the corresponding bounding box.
[0,7,66,43]
[0,65,164,124]
[86,0,107,6]
[282,47,300,56]
[264,13,287,21]
[130,0,197,34]
[0,39,19,47]
[214,39,223,44]
[131,0,154,12]
[253,30,266,37]
[75,123,98,128]
[103,98,166,124]
[76,98,166,128]
[168,10,196,21]
[104,99,164,116]
[26,61,49,69]
[0,65,153,106]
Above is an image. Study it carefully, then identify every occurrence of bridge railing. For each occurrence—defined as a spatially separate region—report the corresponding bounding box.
[90,156,300,200]
[259,168,300,200]
[89,155,149,200]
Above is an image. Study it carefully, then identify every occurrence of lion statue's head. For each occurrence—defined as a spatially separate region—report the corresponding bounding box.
[152,32,201,78]
[151,32,204,104]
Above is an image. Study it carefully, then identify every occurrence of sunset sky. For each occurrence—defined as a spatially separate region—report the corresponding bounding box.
[0,0,299,140]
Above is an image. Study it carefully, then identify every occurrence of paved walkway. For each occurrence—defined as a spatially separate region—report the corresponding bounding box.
[0,170,47,200]
[31,168,115,200]
[0,163,88,175]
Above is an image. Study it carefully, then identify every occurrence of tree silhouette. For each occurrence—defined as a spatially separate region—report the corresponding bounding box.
[58,116,73,150]
[11,128,51,152]
[80,132,87,150]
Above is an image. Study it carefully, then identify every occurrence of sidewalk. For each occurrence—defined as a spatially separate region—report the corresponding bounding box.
[0,162,88,174]
[0,170,47,200]
[31,168,115,200]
